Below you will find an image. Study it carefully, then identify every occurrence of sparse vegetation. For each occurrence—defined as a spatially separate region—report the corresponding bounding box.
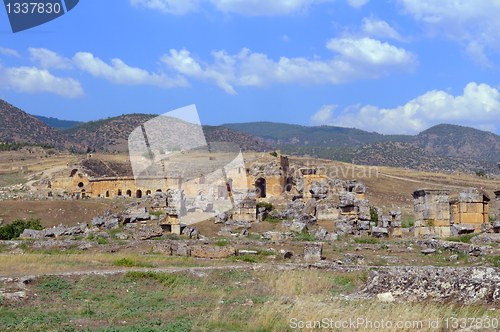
[0,218,43,240]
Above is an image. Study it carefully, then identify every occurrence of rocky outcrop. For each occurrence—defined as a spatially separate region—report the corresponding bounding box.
[416,239,491,256]
[351,266,500,304]
[190,245,236,258]
[132,224,163,240]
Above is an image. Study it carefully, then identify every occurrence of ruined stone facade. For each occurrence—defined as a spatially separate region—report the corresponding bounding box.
[413,188,490,237]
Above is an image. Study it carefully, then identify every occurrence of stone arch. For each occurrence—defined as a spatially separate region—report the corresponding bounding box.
[78,182,84,188]
[156,189,162,192]
[136,189,142,198]
[117,189,122,196]
[106,190,109,198]
[255,178,266,198]
[70,169,78,177]
[146,190,151,196]
[126,190,132,197]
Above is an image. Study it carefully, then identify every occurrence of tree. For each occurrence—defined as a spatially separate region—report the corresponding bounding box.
[142,150,155,159]
[476,170,486,177]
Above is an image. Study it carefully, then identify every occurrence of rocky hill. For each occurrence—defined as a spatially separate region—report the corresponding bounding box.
[0,99,79,149]
[412,124,500,161]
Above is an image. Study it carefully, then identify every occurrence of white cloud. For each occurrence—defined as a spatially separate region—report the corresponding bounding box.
[310,105,338,124]
[73,52,190,89]
[160,37,417,94]
[309,82,500,134]
[361,15,406,42]
[130,0,199,15]
[0,65,84,98]
[346,0,369,8]
[0,47,20,58]
[282,35,290,42]
[29,48,73,69]
[396,0,500,66]
[465,41,496,69]
[130,0,368,16]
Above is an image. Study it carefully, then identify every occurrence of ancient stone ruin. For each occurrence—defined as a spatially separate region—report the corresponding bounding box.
[412,188,491,237]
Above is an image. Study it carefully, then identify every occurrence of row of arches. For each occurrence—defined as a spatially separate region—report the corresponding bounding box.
[104,189,163,198]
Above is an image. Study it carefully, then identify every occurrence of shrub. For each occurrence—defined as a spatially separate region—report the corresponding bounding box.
[257,202,273,211]
[142,150,155,159]
[269,151,278,157]
[97,238,109,245]
[214,240,228,247]
[369,207,378,226]
[476,170,486,177]
[0,218,43,240]
[489,255,500,267]
[293,229,316,242]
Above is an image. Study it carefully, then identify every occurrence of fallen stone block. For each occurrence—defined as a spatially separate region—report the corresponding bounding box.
[19,229,42,239]
[450,224,476,236]
[176,243,191,257]
[132,224,163,240]
[371,227,388,238]
[421,248,436,255]
[191,245,236,258]
[303,242,323,262]
[238,250,258,256]
[153,242,173,255]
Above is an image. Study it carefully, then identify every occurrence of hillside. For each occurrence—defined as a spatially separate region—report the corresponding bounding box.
[278,142,498,173]
[203,126,273,152]
[222,121,413,148]
[0,99,76,149]
[33,115,83,130]
[412,124,500,162]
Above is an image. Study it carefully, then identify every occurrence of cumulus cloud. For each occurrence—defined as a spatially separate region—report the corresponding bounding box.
[396,0,500,66]
[309,82,500,134]
[73,52,190,89]
[0,47,20,57]
[361,15,406,42]
[29,48,73,69]
[130,0,368,16]
[0,65,84,98]
[160,37,417,94]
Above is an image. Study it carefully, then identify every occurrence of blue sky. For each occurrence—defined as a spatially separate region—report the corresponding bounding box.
[0,0,500,135]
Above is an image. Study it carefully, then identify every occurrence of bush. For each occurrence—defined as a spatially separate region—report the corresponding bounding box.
[370,207,378,226]
[257,202,273,211]
[264,215,280,223]
[142,150,155,159]
[269,151,278,157]
[214,241,228,247]
[0,218,43,240]
[476,170,486,177]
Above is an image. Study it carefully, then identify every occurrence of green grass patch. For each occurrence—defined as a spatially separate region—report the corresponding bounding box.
[446,233,479,244]
[37,276,71,292]
[354,237,379,244]
[293,229,316,242]
[149,211,164,217]
[112,258,156,268]
[214,240,229,247]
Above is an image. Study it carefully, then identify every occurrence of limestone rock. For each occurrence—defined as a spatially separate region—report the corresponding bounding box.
[132,224,163,240]
[153,241,173,255]
[421,248,436,255]
[377,292,395,303]
[371,227,388,238]
[450,224,476,237]
[295,214,317,227]
[190,245,236,258]
[19,229,42,239]
[176,243,191,256]
[303,242,323,262]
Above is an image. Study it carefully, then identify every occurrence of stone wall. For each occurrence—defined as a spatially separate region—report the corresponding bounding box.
[412,189,451,237]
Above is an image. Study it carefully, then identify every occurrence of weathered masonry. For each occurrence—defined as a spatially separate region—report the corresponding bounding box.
[412,188,490,237]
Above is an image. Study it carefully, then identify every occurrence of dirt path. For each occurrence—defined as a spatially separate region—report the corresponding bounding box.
[25,165,66,187]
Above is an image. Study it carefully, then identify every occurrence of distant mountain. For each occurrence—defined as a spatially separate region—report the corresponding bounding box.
[412,124,500,162]
[222,122,413,148]
[33,115,83,130]
[279,142,498,173]
[203,126,273,152]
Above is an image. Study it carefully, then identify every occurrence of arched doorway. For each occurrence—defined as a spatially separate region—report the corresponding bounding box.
[136,190,142,198]
[126,190,132,197]
[106,191,109,198]
[146,190,151,196]
[285,177,293,192]
[226,178,233,194]
[81,189,86,198]
[156,189,162,192]
[117,189,122,196]
[255,178,266,198]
